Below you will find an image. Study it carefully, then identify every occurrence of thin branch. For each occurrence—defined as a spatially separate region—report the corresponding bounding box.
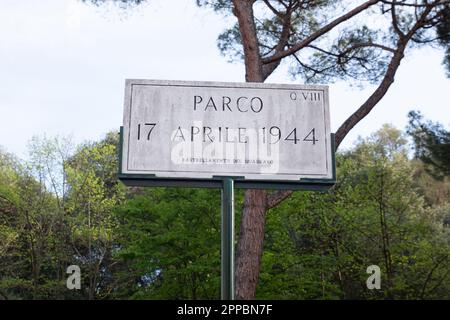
[380,0,450,7]
[267,190,293,209]
[306,44,341,57]
[262,0,282,17]
[391,0,406,37]
[292,52,337,81]
[419,256,448,299]
[308,43,396,59]
[262,7,293,79]
[335,41,407,148]
[343,42,397,54]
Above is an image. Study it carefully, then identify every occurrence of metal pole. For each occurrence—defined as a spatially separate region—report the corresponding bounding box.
[221,178,235,300]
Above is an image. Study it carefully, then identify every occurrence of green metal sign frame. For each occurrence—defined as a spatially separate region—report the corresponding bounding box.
[117,126,336,190]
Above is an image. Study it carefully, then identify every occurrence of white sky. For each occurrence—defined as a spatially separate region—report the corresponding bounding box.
[0,0,449,159]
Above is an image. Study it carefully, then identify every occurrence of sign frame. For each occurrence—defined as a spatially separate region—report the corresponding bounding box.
[118,79,336,190]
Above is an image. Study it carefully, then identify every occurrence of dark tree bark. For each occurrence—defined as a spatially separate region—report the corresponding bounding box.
[232,0,263,83]
[235,189,268,300]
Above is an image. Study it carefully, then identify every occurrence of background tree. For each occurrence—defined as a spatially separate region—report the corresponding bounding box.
[407,110,450,179]
[64,133,125,299]
[0,137,74,299]
[256,125,450,299]
[0,133,125,299]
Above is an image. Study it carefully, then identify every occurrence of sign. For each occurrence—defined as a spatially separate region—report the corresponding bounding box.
[119,79,335,189]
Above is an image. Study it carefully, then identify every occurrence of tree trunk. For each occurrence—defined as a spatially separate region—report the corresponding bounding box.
[232,0,263,83]
[232,0,268,300]
[235,189,268,299]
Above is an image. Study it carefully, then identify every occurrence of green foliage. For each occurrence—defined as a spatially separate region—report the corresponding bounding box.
[257,124,450,299]
[436,5,450,77]
[0,132,124,299]
[407,111,450,179]
[113,188,222,299]
[218,24,244,62]
[64,132,125,299]
[1,124,450,299]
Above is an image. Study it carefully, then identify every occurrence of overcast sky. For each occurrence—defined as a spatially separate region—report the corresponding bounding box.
[0,0,449,159]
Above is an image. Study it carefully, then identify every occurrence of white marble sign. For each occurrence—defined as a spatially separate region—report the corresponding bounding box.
[121,79,333,181]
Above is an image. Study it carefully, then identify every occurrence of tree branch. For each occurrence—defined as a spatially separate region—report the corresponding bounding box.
[268,2,441,208]
[267,190,293,209]
[419,255,447,299]
[335,2,436,148]
[335,40,407,148]
[391,0,406,37]
[261,0,380,65]
[291,50,337,80]
[263,0,283,17]
[340,42,397,55]
[262,4,294,80]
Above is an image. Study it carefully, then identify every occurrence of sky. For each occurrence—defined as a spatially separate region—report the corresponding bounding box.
[0,0,449,159]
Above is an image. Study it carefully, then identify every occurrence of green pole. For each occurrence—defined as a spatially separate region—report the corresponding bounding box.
[221,177,235,300]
